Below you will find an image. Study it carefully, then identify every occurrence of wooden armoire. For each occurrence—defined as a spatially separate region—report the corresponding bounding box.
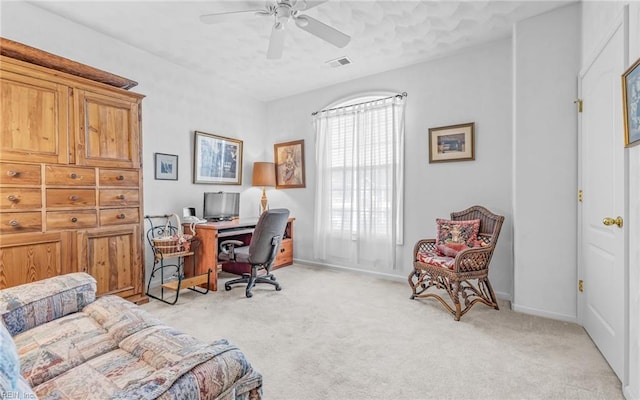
[0,39,147,303]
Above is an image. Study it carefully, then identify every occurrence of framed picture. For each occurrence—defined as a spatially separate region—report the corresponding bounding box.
[623,57,640,147]
[274,139,306,188]
[193,131,243,184]
[154,153,178,180]
[428,122,475,163]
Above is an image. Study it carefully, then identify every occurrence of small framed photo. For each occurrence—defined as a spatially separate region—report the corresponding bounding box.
[428,122,475,163]
[154,153,178,180]
[622,57,640,147]
[274,139,306,188]
[193,131,243,185]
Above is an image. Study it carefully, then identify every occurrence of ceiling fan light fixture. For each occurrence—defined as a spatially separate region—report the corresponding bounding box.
[294,15,309,27]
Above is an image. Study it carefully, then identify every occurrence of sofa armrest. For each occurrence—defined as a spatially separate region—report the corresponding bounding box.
[0,272,96,336]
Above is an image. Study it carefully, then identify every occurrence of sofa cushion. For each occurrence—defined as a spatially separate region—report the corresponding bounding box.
[0,273,96,336]
[0,321,36,399]
[14,295,163,388]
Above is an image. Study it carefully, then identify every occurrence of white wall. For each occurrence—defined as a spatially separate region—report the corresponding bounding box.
[0,2,270,284]
[266,39,514,297]
[581,2,639,398]
[511,4,581,321]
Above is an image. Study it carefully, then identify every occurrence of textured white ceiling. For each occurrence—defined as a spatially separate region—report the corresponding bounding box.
[29,0,573,101]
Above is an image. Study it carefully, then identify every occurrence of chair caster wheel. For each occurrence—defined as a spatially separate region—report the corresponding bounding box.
[225,285,231,291]
[245,292,253,298]
[410,295,415,300]
[275,286,282,291]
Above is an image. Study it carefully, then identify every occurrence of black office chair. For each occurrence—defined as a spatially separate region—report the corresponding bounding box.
[218,208,290,298]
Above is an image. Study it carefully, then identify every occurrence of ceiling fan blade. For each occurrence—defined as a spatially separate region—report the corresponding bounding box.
[200,9,264,24]
[267,24,287,59]
[292,0,328,11]
[295,15,350,48]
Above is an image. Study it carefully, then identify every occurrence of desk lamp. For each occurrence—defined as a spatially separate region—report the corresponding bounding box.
[252,162,276,214]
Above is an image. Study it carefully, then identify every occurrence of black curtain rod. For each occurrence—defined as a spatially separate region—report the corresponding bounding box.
[311,92,407,116]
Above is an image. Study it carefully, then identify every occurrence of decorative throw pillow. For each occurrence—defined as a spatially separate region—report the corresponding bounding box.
[436,218,480,247]
[436,242,469,257]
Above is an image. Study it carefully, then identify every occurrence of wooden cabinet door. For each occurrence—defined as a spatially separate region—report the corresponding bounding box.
[0,232,73,289]
[77,225,141,300]
[0,71,70,164]
[76,90,140,169]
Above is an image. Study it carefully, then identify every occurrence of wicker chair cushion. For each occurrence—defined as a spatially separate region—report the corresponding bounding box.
[436,218,480,247]
[416,250,455,270]
[436,242,469,257]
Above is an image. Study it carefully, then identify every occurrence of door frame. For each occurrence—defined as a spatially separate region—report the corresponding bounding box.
[577,6,629,386]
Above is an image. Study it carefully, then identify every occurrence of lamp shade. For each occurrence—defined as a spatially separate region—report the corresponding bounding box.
[252,162,276,187]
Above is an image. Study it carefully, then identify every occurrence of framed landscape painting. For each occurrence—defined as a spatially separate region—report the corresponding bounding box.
[274,139,306,188]
[623,57,640,147]
[154,153,178,180]
[193,131,243,184]
[428,122,475,163]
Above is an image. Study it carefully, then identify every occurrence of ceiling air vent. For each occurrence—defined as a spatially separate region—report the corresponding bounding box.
[326,56,352,68]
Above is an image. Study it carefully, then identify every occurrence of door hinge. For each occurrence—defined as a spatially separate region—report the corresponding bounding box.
[578,189,583,202]
[578,279,584,292]
[574,99,583,113]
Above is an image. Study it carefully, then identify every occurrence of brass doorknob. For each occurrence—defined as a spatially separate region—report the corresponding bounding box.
[602,216,623,228]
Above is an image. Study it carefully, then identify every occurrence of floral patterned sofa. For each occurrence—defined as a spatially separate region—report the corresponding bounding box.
[0,273,262,399]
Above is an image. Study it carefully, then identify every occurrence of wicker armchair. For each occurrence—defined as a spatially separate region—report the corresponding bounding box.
[408,205,504,321]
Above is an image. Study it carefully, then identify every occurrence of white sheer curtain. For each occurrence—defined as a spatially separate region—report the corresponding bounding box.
[312,95,406,271]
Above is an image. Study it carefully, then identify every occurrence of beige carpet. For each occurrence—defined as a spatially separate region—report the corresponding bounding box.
[142,264,623,400]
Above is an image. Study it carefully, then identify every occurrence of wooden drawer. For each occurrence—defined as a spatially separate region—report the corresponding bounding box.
[0,188,42,210]
[45,165,96,186]
[274,239,293,267]
[47,210,97,230]
[99,189,139,207]
[46,188,96,208]
[100,208,139,226]
[99,169,139,187]
[0,163,41,185]
[0,211,42,233]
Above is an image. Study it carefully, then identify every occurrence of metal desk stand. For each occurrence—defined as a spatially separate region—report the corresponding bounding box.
[145,215,212,305]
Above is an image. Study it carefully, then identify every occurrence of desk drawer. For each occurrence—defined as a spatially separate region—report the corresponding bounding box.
[274,239,293,267]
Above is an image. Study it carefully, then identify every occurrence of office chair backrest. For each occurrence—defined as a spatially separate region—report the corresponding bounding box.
[248,208,290,264]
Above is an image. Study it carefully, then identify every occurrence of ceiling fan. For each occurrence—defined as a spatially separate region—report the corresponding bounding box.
[200,0,351,59]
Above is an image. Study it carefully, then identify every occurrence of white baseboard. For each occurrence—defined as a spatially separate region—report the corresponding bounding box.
[624,384,639,400]
[511,302,578,324]
[294,258,408,283]
[293,258,514,301]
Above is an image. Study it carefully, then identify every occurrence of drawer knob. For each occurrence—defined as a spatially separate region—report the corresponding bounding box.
[69,195,79,201]
[70,173,78,179]
[117,175,125,181]
[280,248,285,253]
[9,219,19,227]
[117,213,126,219]
[7,195,18,202]
[7,170,18,177]
[71,217,78,223]
[117,194,126,200]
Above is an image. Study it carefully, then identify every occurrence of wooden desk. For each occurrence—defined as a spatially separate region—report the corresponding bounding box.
[184,217,294,291]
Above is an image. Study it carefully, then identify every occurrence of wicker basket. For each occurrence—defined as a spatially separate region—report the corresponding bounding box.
[152,214,193,255]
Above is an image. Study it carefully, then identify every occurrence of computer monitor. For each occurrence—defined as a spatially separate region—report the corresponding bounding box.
[203,192,239,221]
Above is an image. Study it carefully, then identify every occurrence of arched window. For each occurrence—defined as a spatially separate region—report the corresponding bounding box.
[312,93,406,271]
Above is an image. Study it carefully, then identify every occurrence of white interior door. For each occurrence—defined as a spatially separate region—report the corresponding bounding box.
[579,24,626,380]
